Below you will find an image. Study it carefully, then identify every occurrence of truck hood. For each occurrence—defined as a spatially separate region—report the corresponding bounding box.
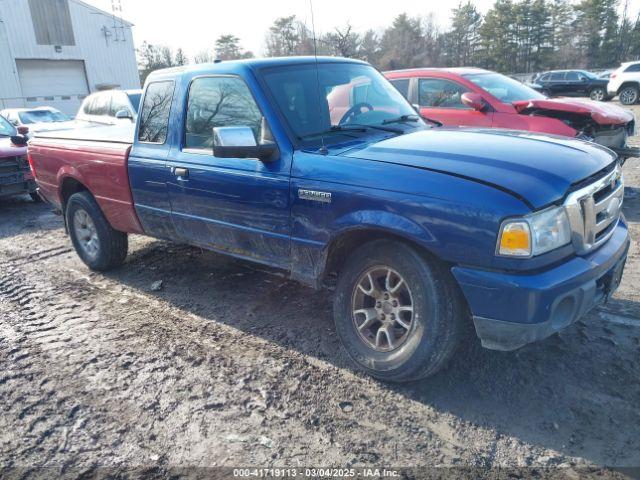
[512,98,633,126]
[342,128,616,209]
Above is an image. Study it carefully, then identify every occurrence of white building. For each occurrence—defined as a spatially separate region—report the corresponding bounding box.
[0,0,139,115]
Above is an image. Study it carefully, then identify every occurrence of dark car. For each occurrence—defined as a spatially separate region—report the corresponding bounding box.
[533,70,609,101]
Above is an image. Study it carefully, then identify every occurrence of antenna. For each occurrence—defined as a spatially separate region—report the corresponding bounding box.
[309,0,327,155]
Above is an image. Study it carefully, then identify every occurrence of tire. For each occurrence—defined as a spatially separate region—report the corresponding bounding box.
[65,191,128,271]
[333,239,466,382]
[589,87,606,102]
[29,191,43,203]
[619,85,639,105]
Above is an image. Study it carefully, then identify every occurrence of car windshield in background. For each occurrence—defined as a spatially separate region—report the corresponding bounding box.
[0,115,16,136]
[464,72,547,103]
[19,109,70,124]
[127,93,142,112]
[261,63,422,145]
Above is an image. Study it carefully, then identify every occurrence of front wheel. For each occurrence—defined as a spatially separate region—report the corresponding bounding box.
[589,87,606,101]
[619,86,639,105]
[333,240,466,382]
[66,191,128,271]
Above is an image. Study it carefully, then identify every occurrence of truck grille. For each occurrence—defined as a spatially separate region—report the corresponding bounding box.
[564,164,623,254]
[0,156,24,175]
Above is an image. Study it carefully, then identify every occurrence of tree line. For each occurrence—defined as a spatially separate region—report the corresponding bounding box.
[138,0,640,83]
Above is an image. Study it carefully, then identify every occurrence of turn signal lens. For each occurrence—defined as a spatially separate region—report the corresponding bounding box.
[498,221,531,257]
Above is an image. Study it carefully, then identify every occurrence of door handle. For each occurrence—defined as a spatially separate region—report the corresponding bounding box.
[172,167,189,179]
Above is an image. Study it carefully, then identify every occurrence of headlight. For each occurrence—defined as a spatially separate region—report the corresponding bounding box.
[497,206,571,257]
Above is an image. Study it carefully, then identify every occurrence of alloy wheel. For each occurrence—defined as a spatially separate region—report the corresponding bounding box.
[73,209,100,260]
[351,266,415,352]
[620,88,639,105]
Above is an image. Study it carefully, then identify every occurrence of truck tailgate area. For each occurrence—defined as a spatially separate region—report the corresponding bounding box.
[29,124,144,235]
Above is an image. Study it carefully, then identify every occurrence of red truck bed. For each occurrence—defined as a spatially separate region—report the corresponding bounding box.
[29,124,144,235]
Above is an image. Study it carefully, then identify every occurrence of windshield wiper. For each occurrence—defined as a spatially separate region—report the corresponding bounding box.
[382,113,443,128]
[298,125,368,140]
[382,114,420,125]
[344,123,404,134]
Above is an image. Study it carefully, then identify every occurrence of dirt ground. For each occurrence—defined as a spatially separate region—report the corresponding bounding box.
[1,104,640,479]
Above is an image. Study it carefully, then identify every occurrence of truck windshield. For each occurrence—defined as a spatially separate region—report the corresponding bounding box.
[0,115,16,136]
[261,63,423,145]
[463,72,546,103]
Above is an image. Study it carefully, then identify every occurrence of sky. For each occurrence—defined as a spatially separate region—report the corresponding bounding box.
[82,0,500,58]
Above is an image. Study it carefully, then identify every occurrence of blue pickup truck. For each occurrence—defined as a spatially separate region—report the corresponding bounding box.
[31,57,630,382]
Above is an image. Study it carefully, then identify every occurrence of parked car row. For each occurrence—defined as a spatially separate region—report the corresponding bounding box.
[527,61,640,105]
[27,57,630,382]
[385,67,638,161]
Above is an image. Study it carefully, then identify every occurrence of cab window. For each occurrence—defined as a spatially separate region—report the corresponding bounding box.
[138,81,174,144]
[418,78,469,109]
[184,76,263,151]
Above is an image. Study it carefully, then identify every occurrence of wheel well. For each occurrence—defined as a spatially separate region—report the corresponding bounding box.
[618,82,640,94]
[323,228,443,279]
[60,177,88,212]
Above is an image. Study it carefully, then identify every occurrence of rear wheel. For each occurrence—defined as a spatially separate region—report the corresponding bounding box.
[333,240,466,382]
[619,85,639,105]
[589,87,606,101]
[66,191,128,271]
[29,191,43,203]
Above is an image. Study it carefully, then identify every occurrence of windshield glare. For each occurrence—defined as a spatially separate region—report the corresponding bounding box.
[261,63,421,143]
[464,72,546,103]
[19,109,70,124]
[0,115,16,136]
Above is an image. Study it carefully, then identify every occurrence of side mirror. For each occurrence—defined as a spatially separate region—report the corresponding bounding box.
[213,126,278,162]
[461,92,486,111]
[115,109,134,120]
[10,134,28,146]
[17,125,29,135]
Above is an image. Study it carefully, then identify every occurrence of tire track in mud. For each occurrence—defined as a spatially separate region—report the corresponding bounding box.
[0,249,503,472]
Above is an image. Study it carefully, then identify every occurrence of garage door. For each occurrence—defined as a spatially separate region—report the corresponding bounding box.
[16,59,89,97]
[15,59,89,115]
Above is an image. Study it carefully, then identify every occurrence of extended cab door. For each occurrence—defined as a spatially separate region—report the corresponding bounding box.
[166,75,291,268]
[129,80,178,240]
[416,78,493,127]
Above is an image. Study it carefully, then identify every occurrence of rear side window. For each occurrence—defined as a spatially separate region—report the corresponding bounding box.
[110,93,131,116]
[549,72,565,81]
[625,64,640,73]
[138,81,174,144]
[92,94,110,116]
[390,79,410,99]
[83,97,95,115]
[184,76,262,151]
[418,78,469,108]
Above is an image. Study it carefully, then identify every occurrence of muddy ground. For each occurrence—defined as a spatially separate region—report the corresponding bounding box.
[1,104,639,479]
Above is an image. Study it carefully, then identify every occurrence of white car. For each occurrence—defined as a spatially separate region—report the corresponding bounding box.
[0,107,76,134]
[75,89,142,125]
[607,61,640,105]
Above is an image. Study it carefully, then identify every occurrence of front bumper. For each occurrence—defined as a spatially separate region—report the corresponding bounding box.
[452,219,630,351]
[0,175,36,198]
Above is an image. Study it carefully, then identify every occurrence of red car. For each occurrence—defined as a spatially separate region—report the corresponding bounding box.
[385,68,638,160]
